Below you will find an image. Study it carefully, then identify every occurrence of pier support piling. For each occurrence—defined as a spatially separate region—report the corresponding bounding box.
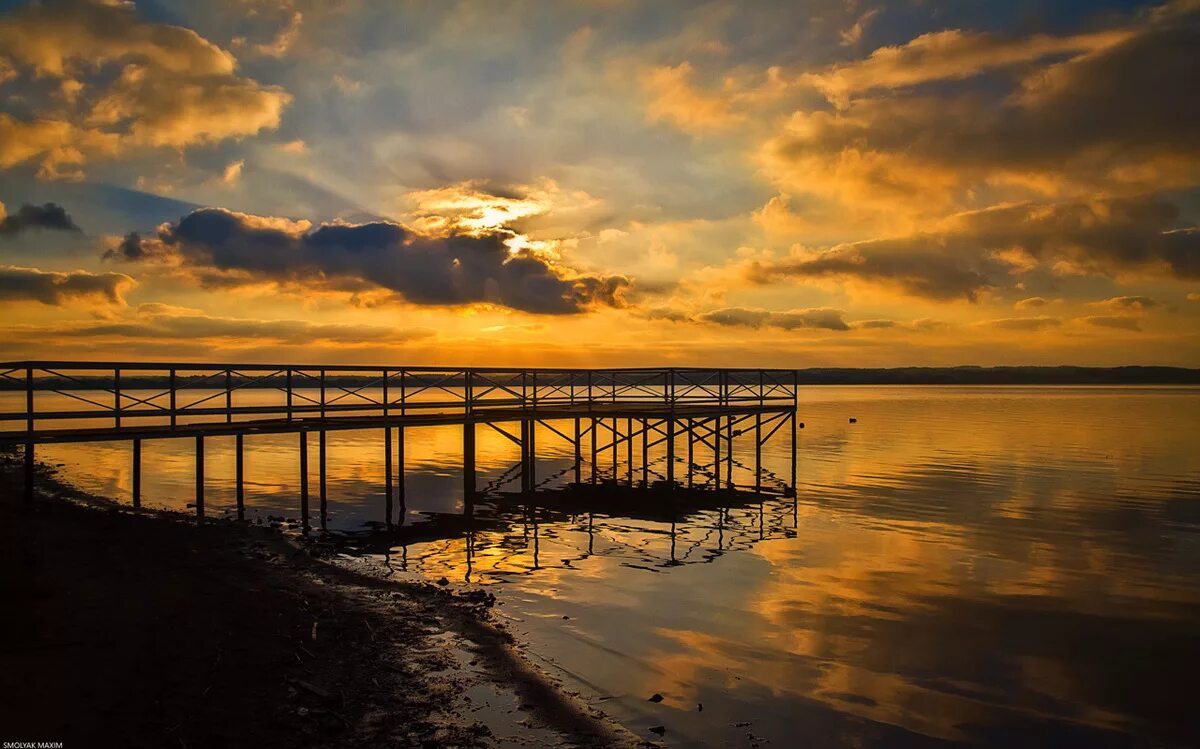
[24,442,33,509]
[666,418,675,487]
[573,418,582,485]
[755,413,762,493]
[464,422,476,505]
[299,431,309,533]
[385,427,393,528]
[397,427,405,522]
[194,435,204,520]
[319,430,327,529]
[235,433,244,520]
[132,439,141,509]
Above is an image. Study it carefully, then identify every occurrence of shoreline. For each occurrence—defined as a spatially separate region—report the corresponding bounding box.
[0,447,645,748]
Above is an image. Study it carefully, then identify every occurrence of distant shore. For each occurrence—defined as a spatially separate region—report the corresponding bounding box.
[0,448,643,748]
[3,364,1198,392]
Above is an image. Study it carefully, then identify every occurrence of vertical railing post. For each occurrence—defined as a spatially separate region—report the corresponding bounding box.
[169,368,177,428]
[466,370,474,415]
[319,369,326,420]
[399,370,406,416]
[114,367,121,428]
[626,417,633,485]
[382,368,389,418]
[286,368,293,421]
[225,368,232,423]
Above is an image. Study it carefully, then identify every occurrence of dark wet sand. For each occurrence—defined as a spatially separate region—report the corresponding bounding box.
[0,449,643,748]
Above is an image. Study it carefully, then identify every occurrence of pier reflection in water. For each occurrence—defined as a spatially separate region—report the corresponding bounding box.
[23,386,1200,748]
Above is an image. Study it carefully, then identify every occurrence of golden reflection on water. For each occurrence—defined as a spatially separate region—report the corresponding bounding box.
[19,386,1200,746]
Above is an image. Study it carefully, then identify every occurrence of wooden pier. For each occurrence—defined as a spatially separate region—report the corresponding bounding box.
[1,362,800,531]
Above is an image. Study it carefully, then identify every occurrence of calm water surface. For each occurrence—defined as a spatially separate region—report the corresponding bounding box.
[28,386,1200,747]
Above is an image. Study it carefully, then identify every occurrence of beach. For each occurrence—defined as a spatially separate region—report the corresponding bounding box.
[0,447,642,748]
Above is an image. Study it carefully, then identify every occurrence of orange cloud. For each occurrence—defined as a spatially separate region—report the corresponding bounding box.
[640,62,745,135]
[0,0,290,178]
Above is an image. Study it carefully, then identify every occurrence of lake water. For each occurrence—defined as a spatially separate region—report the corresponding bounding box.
[20,386,1200,747]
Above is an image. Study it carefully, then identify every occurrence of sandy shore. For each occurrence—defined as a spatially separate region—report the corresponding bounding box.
[0,448,645,748]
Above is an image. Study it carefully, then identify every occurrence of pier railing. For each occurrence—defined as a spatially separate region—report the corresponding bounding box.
[3,361,802,523]
[0,362,798,438]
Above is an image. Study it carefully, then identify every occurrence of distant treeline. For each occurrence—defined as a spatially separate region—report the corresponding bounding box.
[792,366,1200,385]
[2,366,1198,390]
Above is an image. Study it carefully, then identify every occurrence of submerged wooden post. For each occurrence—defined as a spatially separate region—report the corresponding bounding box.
[299,430,309,533]
[319,430,327,529]
[235,433,244,520]
[384,427,393,528]
[195,435,204,519]
[132,438,142,509]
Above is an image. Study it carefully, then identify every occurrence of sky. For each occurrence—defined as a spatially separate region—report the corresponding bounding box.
[0,0,1198,367]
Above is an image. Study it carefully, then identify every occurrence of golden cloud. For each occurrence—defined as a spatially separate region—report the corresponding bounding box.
[0,0,291,178]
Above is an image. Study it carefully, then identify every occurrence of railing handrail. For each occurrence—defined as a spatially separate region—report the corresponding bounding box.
[1,360,796,375]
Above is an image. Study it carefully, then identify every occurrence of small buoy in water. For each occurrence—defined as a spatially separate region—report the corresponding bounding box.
[849,417,857,424]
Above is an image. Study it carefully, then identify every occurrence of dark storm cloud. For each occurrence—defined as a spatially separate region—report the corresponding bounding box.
[63,310,434,344]
[983,316,1062,331]
[0,265,132,305]
[1082,315,1142,331]
[0,203,82,237]
[695,306,850,331]
[108,208,630,314]
[775,2,1200,197]
[745,196,1200,301]
[1096,296,1158,311]
[745,245,995,301]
